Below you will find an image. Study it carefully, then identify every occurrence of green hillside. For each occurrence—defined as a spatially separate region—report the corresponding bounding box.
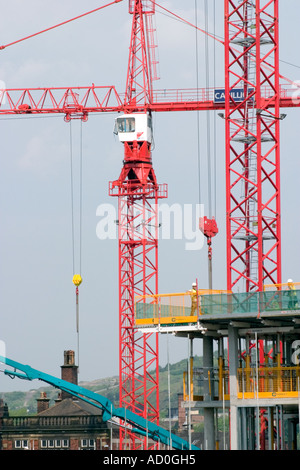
[0,357,202,417]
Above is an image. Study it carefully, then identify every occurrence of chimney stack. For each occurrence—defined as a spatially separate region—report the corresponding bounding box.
[61,350,78,400]
[37,392,50,414]
[0,399,9,418]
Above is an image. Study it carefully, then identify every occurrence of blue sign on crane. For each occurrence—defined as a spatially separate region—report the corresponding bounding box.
[214,88,254,103]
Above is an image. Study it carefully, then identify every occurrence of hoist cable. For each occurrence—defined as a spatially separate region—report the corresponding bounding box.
[154,0,224,46]
[69,121,83,276]
[204,0,212,219]
[79,120,83,275]
[0,1,123,50]
[155,0,297,88]
[69,122,75,276]
[194,0,201,206]
[69,120,84,372]
[213,0,217,220]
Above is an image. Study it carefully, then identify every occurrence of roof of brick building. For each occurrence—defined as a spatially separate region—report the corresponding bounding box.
[37,397,103,417]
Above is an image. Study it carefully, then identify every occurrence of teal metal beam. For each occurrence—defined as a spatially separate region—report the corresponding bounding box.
[0,356,199,451]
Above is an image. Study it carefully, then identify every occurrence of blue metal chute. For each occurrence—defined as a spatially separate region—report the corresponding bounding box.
[0,356,199,451]
[0,356,113,421]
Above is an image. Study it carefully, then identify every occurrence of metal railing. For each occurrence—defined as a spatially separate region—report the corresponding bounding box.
[183,366,230,402]
[0,415,103,430]
[135,290,229,326]
[237,366,300,399]
[182,365,300,402]
[198,288,300,316]
[135,285,300,326]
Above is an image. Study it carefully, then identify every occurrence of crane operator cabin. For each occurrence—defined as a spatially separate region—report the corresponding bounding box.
[114,113,153,144]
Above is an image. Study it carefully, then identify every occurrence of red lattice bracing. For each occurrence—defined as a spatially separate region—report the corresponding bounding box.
[109,145,167,449]
[224,0,281,292]
[125,0,156,108]
[0,85,298,117]
[108,1,168,449]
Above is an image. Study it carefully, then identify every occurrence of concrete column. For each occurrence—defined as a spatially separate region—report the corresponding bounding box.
[203,336,213,399]
[228,325,239,450]
[240,407,247,450]
[287,418,295,450]
[203,336,215,450]
[248,408,255,450]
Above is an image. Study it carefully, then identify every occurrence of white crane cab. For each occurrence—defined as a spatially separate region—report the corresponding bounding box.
[114,113,153,144]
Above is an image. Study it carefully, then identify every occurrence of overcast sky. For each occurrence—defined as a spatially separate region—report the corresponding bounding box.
[0,0,299,393]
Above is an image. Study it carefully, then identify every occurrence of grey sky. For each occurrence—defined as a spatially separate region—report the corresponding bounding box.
[0,0,299,392]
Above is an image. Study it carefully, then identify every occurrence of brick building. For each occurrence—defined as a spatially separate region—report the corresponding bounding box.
[0,351,110,450]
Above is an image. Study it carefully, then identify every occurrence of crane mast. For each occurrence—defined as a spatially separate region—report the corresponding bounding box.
[109,0,166,450]
[224,0,281,292]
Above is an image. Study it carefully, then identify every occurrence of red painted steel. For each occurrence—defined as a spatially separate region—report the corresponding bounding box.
[0,0,296,450]
[109,0,167,450]
[109,152,167,449]
[224,0,281,292]
[125,0,153,108]
[0,85,298,117]
[0,86,123,118]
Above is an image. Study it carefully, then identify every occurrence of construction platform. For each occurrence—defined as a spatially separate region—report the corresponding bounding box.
[135,283,300,450]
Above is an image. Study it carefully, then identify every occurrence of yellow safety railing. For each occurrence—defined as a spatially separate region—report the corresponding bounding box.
[183,365,300,402]
[237,366,300,399]
[135,290,229,326]
[264,282,300,291]
[183,365,230,402]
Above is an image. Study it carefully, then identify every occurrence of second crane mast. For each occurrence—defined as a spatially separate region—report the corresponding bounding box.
[225,0,281,292]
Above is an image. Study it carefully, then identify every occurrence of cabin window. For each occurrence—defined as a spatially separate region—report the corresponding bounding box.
[116,117,135,133]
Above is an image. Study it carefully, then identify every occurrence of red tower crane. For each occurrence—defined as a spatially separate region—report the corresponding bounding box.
[224,0,281,292]
[1,0,299,450]
[108,1,167,449]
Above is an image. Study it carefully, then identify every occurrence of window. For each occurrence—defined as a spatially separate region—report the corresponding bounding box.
[80,438,95,450]
[116,117,135,133]
[81,439,88,448]
[62,439,69,448]
[40,439,69,450]
[55,439,61,448]
[48,439,54,448]
[15,439,29,449]
[41,439,47,448]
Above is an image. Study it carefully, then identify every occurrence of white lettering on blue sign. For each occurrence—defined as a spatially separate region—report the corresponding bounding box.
[214,88,254,103]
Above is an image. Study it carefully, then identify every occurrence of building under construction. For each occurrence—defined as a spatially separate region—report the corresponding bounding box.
[135,282,300,450]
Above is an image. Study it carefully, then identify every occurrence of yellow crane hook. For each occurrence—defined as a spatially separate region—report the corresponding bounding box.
[72,274,82,287]
[72,275,82,337]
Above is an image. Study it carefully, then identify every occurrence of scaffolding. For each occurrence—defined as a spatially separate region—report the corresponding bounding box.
[135,283,300,449]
